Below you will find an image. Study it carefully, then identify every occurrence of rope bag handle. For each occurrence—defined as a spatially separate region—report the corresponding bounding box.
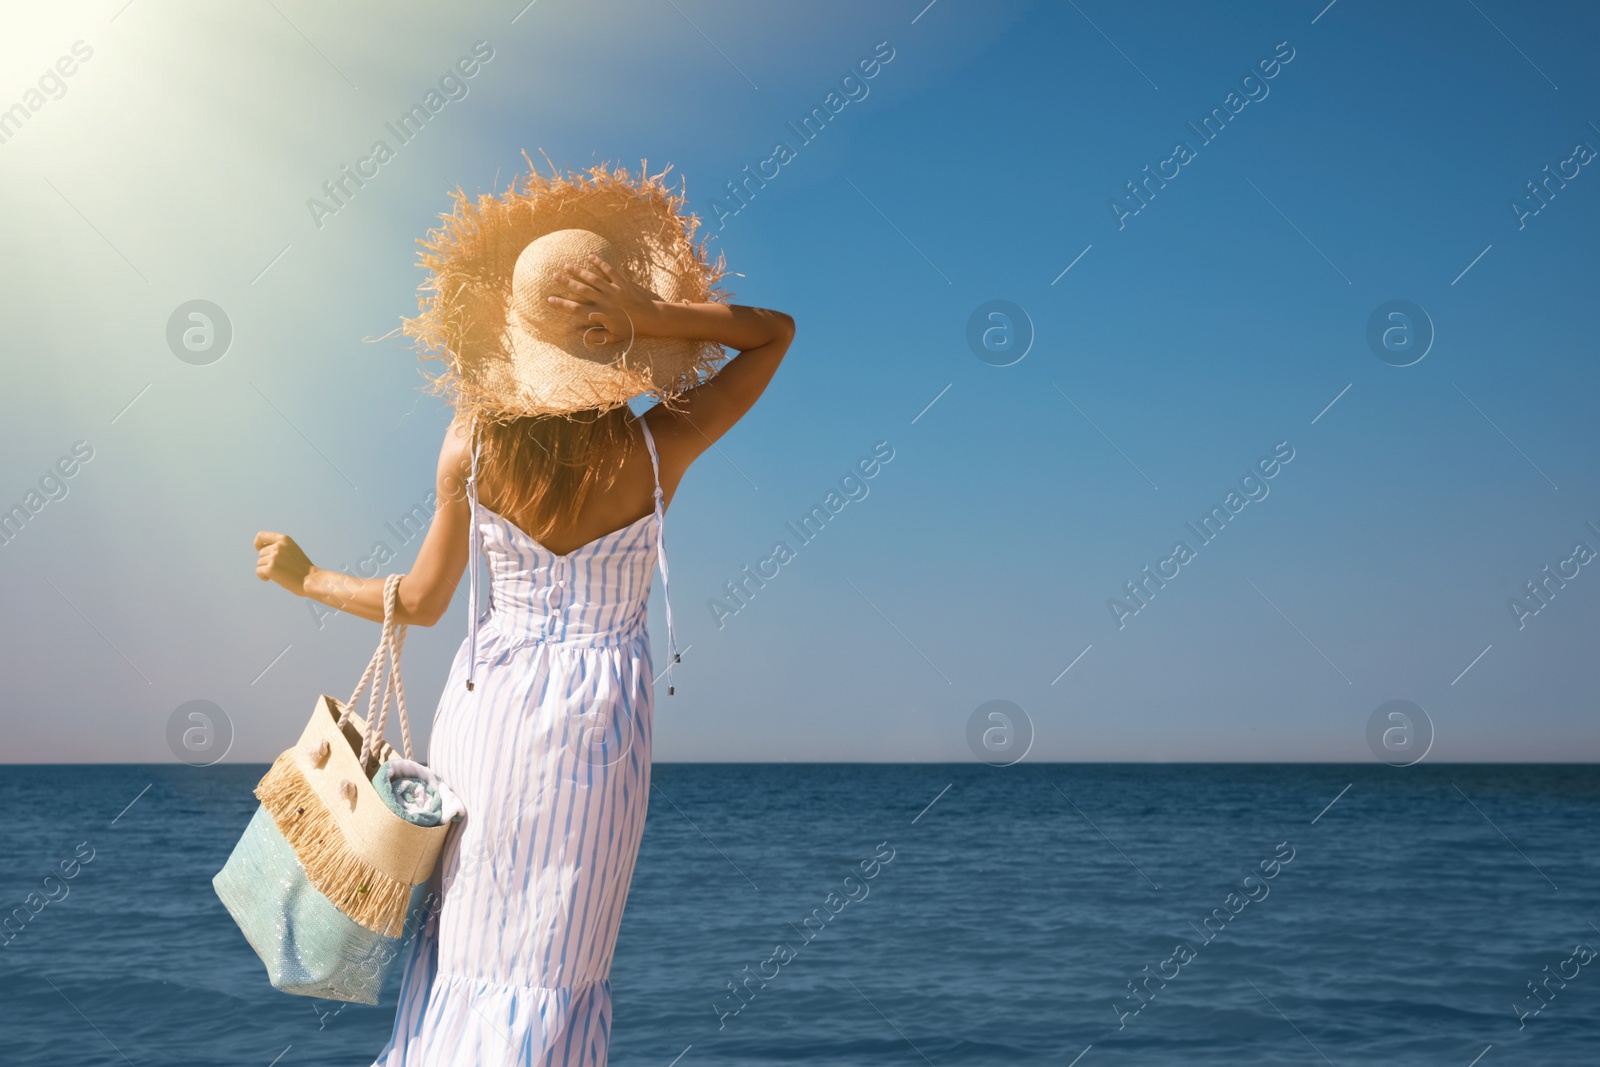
[335,572,413,774]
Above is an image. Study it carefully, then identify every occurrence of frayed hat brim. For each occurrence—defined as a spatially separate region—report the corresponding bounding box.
[403,151,732,423]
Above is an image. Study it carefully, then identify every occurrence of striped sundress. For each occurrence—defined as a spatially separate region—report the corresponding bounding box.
[371,417,679,1066]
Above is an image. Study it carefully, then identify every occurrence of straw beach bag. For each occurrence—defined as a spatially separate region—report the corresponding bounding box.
[214,574,459,1005]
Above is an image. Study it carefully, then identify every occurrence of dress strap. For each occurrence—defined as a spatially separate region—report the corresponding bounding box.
[638,416,680,695]
[464,419,483,692]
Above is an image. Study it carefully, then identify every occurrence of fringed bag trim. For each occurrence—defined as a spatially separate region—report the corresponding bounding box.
[255,752,414,938]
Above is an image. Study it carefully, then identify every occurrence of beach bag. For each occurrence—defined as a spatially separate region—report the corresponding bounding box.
[214,574,461,1005]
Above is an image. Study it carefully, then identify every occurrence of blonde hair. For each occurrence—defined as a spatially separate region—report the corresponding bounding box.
[473,408,634,544]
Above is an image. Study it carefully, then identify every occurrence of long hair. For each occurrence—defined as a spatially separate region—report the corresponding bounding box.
[473,407,634,544]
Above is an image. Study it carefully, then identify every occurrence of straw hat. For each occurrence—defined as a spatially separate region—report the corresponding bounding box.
[403,152,731,421]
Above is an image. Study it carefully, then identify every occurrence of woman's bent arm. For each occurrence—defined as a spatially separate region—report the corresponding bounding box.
[639,302,794,481]
[255,419,474,626]
[549,257,796,479]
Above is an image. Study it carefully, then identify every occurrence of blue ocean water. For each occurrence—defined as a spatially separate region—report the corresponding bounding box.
[1,763,1597,1066]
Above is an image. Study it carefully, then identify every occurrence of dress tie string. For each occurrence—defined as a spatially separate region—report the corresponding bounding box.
[464,419,483,692]
[638,418,681,695]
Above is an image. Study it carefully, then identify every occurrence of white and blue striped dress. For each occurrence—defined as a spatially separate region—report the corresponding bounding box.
[372,418,679,1066]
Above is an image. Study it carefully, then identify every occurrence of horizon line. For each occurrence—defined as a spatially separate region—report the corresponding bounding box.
[4,759,1598,767]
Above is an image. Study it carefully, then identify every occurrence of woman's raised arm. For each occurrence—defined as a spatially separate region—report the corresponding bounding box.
[254,418,474,626]
[549,254,795,486]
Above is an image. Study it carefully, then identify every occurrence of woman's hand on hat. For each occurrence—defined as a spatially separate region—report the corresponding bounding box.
[546,254,660,350]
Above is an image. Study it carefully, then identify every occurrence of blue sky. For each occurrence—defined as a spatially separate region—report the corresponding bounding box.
[2,0,1597,762]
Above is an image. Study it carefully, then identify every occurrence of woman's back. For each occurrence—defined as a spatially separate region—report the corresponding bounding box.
[475,412,672,558]
[468,414,672,650]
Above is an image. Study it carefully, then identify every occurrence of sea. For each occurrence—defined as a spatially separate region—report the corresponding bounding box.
[1,763,1597,1066]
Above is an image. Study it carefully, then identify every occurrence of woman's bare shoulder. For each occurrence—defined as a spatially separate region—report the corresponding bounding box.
[436,415,475,494]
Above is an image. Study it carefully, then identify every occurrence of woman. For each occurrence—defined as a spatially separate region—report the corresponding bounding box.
[254,246,794,1064]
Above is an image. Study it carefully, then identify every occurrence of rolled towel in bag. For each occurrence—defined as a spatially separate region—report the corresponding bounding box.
[372,758,466,828]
